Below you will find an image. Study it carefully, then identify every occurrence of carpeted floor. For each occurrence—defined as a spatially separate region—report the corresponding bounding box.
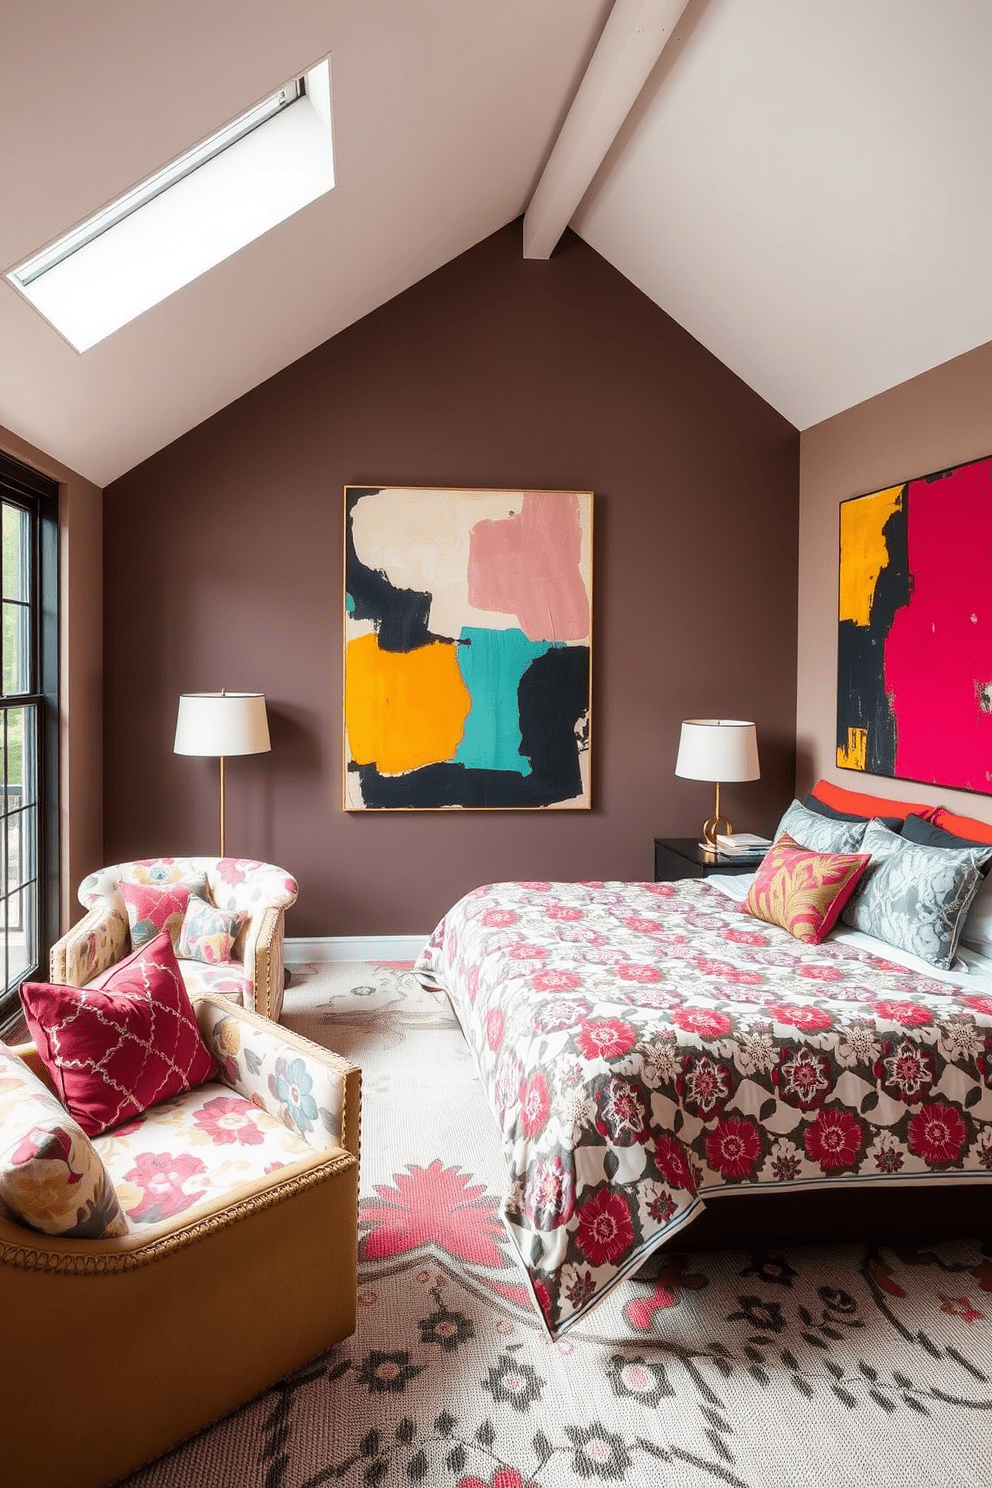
[125,961,992,1488]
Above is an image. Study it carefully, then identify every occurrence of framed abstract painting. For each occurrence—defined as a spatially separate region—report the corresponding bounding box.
[837,452,992,795]
[344,486,593,810]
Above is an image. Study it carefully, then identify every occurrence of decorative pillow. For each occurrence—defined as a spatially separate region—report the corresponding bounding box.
[901,812,992,856]
[19,932,219,1137]
[808,779,938,823]
[119,876,206,951]
[930,806,992,846]
[774,800,867,854]
[0,1044,127,1237]
[802,794,903,832]
[743,834,870,944]
[840,820,991,969]
[177,896,247,966]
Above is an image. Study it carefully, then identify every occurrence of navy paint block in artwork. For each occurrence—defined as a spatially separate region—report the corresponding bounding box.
[836,495,911,775]
[345,487,433,653]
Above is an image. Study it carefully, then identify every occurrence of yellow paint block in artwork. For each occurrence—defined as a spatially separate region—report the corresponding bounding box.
[346,633,470,775]
[837,727,868,772]
[839,485,904,627]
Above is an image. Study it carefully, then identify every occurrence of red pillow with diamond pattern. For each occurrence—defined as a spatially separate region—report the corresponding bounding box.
[744,834,871,944]
[19,932,219,1137]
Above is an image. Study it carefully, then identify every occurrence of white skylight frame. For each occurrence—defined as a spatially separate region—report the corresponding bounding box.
[7,59,334,353]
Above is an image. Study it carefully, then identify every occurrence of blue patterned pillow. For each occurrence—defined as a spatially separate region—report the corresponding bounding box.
[774,800,867,855]
[840,820,992,968]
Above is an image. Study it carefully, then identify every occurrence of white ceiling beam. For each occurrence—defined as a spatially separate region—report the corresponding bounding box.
[523,0,693,260]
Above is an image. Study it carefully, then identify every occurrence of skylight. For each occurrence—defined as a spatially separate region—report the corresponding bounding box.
[7,59,334,352]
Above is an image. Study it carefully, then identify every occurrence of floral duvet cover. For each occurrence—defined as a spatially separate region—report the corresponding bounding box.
[415,878,992,1336]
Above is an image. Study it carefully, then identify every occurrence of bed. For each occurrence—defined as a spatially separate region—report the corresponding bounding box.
[415,869,992,1337]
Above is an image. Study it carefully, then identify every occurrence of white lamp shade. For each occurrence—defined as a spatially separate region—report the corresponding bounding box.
[174,693,271,757]
[675,719,759,783]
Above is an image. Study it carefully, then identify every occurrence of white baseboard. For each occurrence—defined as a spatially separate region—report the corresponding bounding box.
[285,934,429,964]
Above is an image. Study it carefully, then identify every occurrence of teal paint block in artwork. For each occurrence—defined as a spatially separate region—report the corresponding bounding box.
[455,627,554,775]
[345,592,355,613]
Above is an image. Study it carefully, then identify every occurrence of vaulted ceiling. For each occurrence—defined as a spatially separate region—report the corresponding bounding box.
[2,0,990,487]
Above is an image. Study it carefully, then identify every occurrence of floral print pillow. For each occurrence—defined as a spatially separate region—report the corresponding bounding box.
[178,896,247,965]
[0,1044,127,1238]
[119,877,206,951]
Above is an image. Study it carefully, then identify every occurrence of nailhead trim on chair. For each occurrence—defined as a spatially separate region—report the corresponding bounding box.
[0,1151,357,1275]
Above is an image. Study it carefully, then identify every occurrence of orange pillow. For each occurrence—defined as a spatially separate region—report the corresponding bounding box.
[931,807,992,845]
[809,778,938,823]
[744,834,871,944]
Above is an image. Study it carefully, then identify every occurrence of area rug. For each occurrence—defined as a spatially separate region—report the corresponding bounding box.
[124,961,992,1488]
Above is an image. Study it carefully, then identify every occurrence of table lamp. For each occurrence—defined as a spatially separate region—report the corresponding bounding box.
[675,718,760,847]
[174,691,271,856]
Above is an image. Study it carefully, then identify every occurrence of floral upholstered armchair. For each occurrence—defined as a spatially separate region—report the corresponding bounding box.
[50,857,299,1021]
[1,993,360,1488]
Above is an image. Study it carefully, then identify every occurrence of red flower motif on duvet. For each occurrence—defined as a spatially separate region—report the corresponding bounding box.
[622,917,664,934]
[654,1136,696,1193]
[575,1187,635,1266]
[796,964,844,983]
[482,908,519,928]
[693,958,736,978]
[486,1009,505,1052]
[593,1075,652,1145]
[643,883,676,896]
[804,1109,863,1171]
[576,1019,637,1061]
[680,1054,733,1119]
[547,904,583,921]
[768,1003,833,1032]
[124,1152,208,1223]
[531,969,582,993]
[877,1040,936,1102]
[774,1046,833,1109]
[874,1000,933,1028]
[908,1103,967,1166]
[672,1007,732,1040]
[360,1161,507,1268]
[523,1149,576,1228]
[457,1470,539,1488]
[963,994,992,1016]
[616,963,663,985]
[534,997,591,1034]
[705,1118,761,1178]
[723,928,769,946]
[507,943,547,960]
[193,1095,264,1145]
[519,1072,550,1139]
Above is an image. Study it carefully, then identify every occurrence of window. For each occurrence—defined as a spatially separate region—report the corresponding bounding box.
[7,58,334,352]
[0,453,58,1029]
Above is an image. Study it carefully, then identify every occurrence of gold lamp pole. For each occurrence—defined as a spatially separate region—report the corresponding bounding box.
[174,690,271,858]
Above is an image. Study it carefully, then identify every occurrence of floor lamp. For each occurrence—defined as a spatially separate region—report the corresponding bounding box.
[174,691,271,857]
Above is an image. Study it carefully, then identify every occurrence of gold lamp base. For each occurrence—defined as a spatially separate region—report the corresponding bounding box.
[701,782,732,847]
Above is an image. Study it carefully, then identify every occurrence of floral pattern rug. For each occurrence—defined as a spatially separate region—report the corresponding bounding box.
[124,960,992,1488]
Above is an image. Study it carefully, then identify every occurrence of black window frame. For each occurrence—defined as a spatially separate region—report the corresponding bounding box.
[0,450,59,1030]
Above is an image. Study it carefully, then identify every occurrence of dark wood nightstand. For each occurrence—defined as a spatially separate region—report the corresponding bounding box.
[654,837,765,882]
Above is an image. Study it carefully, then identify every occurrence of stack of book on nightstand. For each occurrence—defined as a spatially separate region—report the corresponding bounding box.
[711,832,772,859]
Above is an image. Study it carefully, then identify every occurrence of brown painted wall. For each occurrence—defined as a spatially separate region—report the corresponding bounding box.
[104,224,799,937]
[0,423,103,929]
[797,338,992,824]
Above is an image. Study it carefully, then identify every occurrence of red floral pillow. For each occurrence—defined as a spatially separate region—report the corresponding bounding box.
[19,932,219,1137]
[119,876,206,951]
[744,834,871,944]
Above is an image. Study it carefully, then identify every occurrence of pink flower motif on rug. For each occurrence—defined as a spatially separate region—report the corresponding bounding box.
[457,1471,539,1488]
[360,1161,507,1269]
